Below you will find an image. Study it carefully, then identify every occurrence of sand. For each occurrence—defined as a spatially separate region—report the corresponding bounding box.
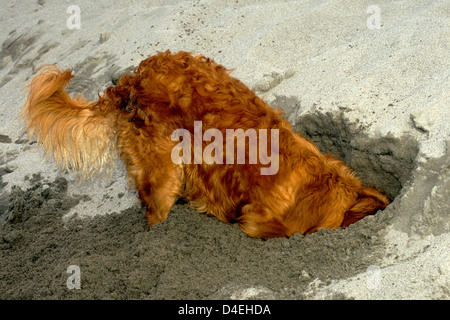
[0,0,448,300]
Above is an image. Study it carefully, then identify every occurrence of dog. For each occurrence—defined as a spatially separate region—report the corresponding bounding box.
[20,50,389,238]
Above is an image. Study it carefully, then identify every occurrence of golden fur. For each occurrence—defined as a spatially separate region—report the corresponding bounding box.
[21,51,390,238]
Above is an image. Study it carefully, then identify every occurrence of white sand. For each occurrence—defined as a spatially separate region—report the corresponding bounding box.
[0,0,448,299]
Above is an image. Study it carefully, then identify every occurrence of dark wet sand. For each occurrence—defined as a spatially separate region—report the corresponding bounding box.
[0,173,391,299]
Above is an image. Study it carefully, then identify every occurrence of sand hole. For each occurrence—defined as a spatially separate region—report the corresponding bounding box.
[291,111,419,200]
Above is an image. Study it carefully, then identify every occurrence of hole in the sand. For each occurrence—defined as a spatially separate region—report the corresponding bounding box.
[290,110,419,201]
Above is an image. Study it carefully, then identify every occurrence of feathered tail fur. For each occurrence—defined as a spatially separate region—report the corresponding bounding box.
[20,66,118,179]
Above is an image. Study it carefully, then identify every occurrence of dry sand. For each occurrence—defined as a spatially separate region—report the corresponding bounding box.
[0,0,448,299]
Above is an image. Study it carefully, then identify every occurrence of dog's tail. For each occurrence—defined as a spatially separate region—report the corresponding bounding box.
[20,66,117,179]
[341,186,390,228]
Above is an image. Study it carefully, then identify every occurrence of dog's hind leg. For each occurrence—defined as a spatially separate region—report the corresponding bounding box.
[138,163,183,227]
[119,134,184,227]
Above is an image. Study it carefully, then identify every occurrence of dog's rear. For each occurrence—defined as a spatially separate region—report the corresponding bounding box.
[20,66,118,178]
